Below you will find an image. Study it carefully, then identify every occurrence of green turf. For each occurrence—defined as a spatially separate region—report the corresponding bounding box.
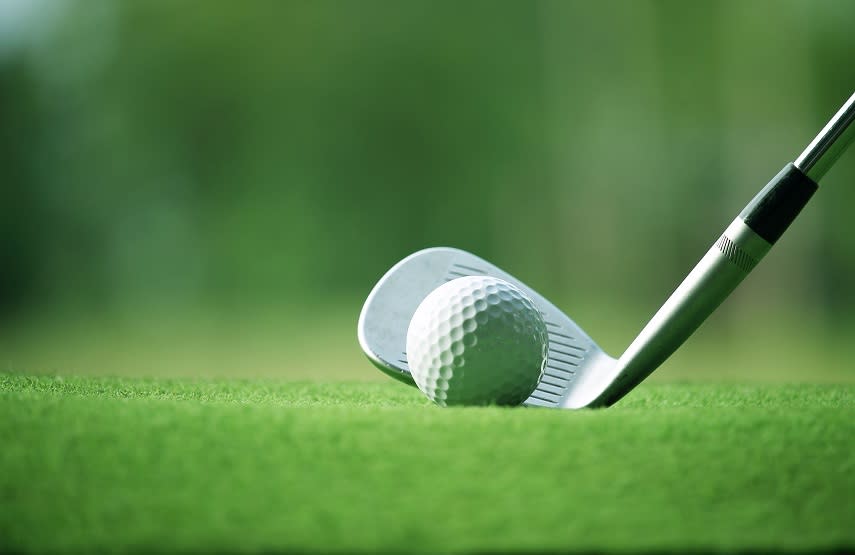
[2,374,853,553]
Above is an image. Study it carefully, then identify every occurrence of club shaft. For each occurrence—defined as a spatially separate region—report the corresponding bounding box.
[795,91,855,182]
[590,92,855,407]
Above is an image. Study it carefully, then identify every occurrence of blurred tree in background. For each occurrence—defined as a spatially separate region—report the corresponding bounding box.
[1,0,853,328]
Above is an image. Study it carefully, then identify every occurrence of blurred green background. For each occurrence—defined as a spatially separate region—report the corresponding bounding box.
[1,0,853,382]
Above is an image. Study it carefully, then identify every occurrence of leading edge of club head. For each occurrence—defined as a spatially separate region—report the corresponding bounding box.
[357,247,618,408]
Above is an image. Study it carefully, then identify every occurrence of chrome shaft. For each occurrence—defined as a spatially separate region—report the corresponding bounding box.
[795,91,855,181]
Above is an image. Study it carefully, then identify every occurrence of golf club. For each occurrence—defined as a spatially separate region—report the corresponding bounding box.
[358,91,855,408]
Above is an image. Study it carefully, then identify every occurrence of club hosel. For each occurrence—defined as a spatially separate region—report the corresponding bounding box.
[586,219,769,407]
[588,164,818,407]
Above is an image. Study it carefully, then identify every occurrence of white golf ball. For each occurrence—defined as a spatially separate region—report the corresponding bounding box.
[406,275,548,407]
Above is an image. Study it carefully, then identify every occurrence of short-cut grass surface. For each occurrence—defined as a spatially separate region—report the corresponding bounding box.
[2,374,852,554]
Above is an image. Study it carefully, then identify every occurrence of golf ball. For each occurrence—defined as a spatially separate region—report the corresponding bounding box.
[406,275,548,407]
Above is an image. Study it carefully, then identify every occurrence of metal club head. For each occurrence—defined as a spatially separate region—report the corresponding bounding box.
[357,247,617,408]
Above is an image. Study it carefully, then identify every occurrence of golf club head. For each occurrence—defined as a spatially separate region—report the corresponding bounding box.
[357,247,617,408]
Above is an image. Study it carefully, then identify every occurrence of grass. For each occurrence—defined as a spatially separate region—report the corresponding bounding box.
[2,374,853,553]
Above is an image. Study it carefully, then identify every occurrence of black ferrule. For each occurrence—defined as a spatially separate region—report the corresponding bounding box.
[739,163,818,244]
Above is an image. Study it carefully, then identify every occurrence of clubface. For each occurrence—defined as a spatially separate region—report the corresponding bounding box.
[357,247,618,408]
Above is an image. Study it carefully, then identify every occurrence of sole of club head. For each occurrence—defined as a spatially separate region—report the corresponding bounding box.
[357,247,618,409]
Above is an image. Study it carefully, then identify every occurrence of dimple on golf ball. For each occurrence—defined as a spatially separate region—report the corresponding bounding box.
[406,275,548,407]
